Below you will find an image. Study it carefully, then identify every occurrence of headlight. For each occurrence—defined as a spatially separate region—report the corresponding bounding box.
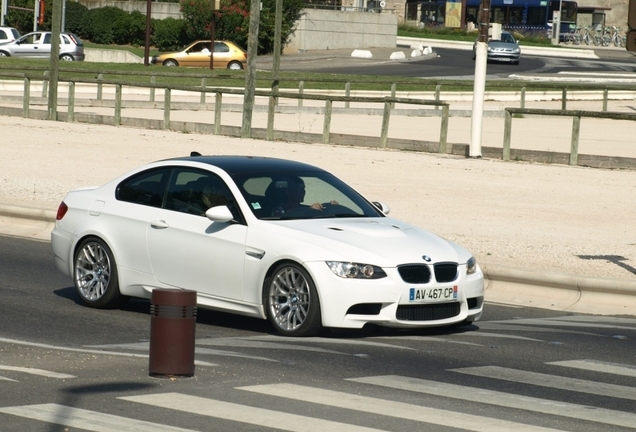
[326,261,387,279]
[513,48,520,53]
[466,257,477,275]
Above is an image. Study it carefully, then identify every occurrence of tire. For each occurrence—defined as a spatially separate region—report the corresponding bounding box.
[60,54,74,61]
[73,237,128,309]
[264,263,322,336]
[0,51,9,57]
[227,61,243,70]
[163,59,178,67]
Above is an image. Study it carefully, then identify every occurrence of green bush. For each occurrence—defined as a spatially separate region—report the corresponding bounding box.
[152,17,188,51]
[65,1,90,36]
[83,6,129,44]
[113,10,147,46]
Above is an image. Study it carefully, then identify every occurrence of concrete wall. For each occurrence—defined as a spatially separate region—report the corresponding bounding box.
[285,9,398,53]
[78,0,181,19]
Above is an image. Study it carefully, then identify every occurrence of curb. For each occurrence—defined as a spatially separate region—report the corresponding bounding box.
[2,203,634,316]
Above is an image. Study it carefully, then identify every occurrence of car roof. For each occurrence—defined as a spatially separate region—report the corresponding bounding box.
[165,155,326,176]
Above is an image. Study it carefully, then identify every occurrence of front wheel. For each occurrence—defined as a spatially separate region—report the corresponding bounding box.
[0,51,9,57]
[73,237,128,309]
[163,59,178,67]
[264,263,322,336]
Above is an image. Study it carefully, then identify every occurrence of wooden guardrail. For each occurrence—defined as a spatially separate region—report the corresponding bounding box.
[503,107,636,166]
[12,73,451,153]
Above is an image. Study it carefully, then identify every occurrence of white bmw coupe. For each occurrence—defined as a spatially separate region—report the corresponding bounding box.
[51,154,484,336]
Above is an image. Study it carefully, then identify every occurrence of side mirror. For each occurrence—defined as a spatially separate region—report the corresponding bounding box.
[372,201,390,215]
[205,205,234,223]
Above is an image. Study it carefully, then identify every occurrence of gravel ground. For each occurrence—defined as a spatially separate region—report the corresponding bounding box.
[1,115,635,282]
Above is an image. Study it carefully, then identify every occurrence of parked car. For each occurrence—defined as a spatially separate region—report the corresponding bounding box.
[51,155,484,336]
[472,31,521,64]
[0,26,20,43]
[151,40,247,69]
[0,31,84,61]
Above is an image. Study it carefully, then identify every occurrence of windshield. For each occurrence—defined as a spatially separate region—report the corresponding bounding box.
[233,171,384,220]
[500,33,516,44]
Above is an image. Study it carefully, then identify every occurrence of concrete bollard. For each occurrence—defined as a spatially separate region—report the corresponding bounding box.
[149,288,197,378]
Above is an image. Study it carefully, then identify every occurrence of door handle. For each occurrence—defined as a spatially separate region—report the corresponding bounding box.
[150,220,169,229]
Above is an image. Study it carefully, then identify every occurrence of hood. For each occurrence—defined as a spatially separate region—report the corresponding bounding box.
[268,217,471,267]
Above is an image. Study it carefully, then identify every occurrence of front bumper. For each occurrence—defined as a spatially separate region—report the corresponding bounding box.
[306,262,484,329]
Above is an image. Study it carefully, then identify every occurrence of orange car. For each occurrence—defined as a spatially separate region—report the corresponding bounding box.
[151,40,247,69]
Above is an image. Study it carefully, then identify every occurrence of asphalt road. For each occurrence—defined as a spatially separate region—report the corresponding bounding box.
[257,46,635,78]
[1,234,636,431]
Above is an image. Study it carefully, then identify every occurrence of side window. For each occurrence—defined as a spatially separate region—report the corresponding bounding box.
[0,30,6,40]
[116,168,170,208]
[43,33,52,44]
[164,168,238,219]
[214,42,230,53]
[61,34,70,44]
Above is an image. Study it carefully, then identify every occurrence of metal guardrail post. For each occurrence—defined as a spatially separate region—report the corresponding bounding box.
[439,104,449,153]
[561,88,567,110]
[345,82,351,108]
[68,82,75,122]
[163,88,171,130]
[380,100,391,148]
[503,109,512,161]
[200,78,207,104]
[114,84,122,126]
[602,89,608,112]
[97,73,103,100]
[23,77,30,118]
[520,86,526,109]
[214,92,222,135]
[42,71,49,98]
[570,115,581,166]
[298,81,304,107]
[150,75,156,102]
[322,99,332,144]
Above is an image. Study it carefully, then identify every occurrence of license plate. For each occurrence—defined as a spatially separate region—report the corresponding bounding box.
[409,286,457,302]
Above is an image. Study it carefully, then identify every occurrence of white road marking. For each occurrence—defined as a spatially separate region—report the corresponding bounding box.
[373,335,483,346]
[348,374,636,429]
[450,365,636,400]
[447,331,545,342]
[244,335,418,350]
[195,337,350,354]
[0,403,195,431]
[238,383,567,432]
[0,365,75,379]
[120,392,386,432]
[547,359,636,377]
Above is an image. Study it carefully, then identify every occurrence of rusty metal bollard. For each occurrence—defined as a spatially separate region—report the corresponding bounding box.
[149,288,197,378]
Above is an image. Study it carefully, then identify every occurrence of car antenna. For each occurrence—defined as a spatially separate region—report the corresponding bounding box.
[190,151,202,157]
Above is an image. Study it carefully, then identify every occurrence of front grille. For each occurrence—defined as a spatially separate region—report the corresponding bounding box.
[396,302,460,321]
[397,265,431,284]
[434,263,458,283]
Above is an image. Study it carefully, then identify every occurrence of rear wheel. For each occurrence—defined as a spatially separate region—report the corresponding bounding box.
[227,61,243,70]
[264,263,322,336]
[73,237,128,308]
[60,54,74,61]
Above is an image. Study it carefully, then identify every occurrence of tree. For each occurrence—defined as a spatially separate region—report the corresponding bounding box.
[180,0,305,54]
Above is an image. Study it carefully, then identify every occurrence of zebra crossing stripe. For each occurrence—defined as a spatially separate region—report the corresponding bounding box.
[348,374,636,429]
[0,403,194,431]
[120,392,385,432]
[237,383,566,432]
[0,365,76,379]
[450,366,636,401]
[546,359,636,378]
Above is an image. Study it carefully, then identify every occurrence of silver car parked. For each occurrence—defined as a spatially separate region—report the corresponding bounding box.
[0,31,85,61]
[0,26,20,43]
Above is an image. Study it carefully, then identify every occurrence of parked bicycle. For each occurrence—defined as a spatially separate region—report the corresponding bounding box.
[608,26,625,47]
[579,26,592,45]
